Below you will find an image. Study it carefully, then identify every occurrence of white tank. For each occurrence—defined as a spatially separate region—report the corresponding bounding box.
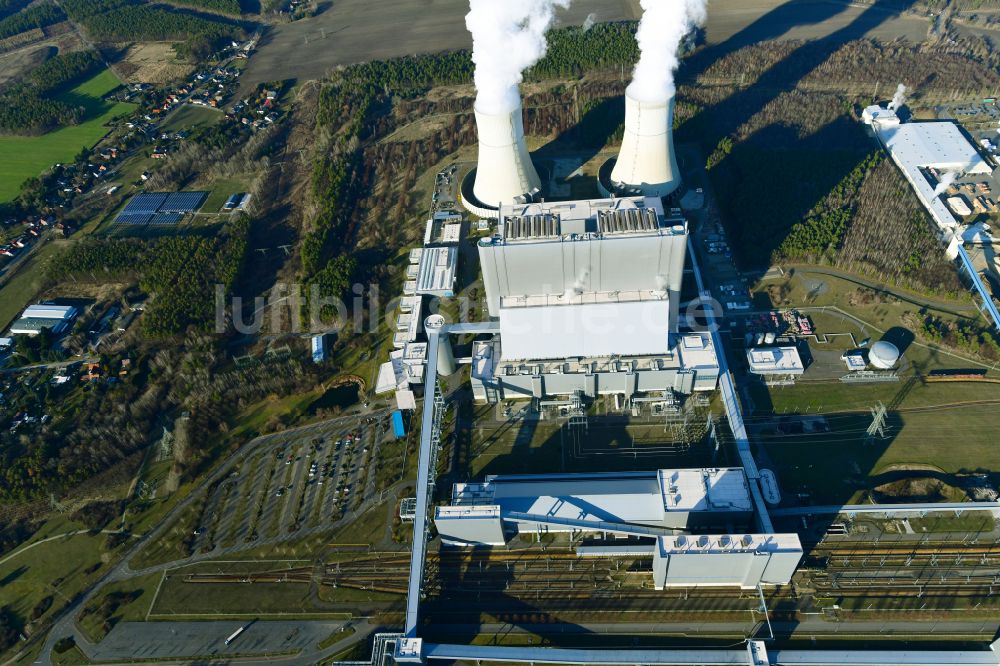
[869,341,900,370]
[610,93,681,198]
[471,102,541,209]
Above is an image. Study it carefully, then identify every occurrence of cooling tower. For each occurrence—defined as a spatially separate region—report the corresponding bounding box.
[610,93,681,198]
[471,102,542,210]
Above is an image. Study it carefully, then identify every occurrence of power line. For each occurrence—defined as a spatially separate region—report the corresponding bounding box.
[864,401,889,445]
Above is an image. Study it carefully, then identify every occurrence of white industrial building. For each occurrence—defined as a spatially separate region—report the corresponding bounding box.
[415,247,457,298]
[468,196,718,403]
[745,346,804,376]
[434,468,754,546]
[9,304,77,336]
[653,533,802,589]
[863,104,994,251]
[434,468,803,590]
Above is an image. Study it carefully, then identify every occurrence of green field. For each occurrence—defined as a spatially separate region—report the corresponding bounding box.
[161,104,222,133]
[755,381,1000,504]
[0,69,137,203]
[0,519,120,658]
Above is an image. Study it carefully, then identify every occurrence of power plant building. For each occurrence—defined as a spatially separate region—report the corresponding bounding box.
[470,196,718,403]
[653,533,802,589]
[435,468,754,546]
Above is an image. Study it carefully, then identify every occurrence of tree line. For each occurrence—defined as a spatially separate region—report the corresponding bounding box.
[0,0,30,21]
[0,1,63,40]
[30,49,104,92]
[161,0,243,16]
[0,48,106,135]
[0,83,83,135]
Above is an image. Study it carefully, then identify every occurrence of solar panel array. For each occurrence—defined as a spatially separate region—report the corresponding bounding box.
[121,192,167,216]
[115,191,209,228]
[162,191,207,213]
[151,213,184,225]
[117,213,153,226]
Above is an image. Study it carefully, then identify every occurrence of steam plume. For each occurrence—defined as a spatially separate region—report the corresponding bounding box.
[888,83,907,110]
[465,0,571,114]
[933,170,957,197]
[582,12,597,31]
[628,0,707,103]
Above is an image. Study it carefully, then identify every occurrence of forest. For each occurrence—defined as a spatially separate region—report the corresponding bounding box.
[0,49,106,134]
[0,1,63,40]
[162,0,243,16]
[51,217,250,336]
[30,49,104,92]
[59,0,244,58]
[0,0,30,21]
[0,83,83,135]
[688,36,1000,295]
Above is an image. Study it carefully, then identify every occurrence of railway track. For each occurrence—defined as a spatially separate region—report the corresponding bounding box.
[178,544,1000,602]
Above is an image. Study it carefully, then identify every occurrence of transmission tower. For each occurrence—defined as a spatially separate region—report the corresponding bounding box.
[864,401,888,445]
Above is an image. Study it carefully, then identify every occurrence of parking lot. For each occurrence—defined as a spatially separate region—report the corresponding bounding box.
[91,620,342,661]
[192,416,390,551]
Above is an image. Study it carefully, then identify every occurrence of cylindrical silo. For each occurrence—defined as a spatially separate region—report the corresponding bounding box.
[610,93,681,198]
[471,102,542,209]
[425,314,457,376]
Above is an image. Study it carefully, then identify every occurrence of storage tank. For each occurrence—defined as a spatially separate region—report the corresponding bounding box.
[869,341,900,369]
[609,93,681,198]
[468,102,541,212]
[424,314,457,376]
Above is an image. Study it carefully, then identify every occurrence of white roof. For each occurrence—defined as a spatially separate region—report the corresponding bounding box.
[442,224,462,243]
[392,298,422,348]
[415,246,457,296]
[946,196,972,217]
[490,473,667,526]
[398,296,421,314]
[22,304,76,320]
[499,298,669,361]
[375,350,408,394]
[877,121,993,234]
[746,346,804,375]
[881,122,992,174]
[455,469,751,530]
[678,333,718,369]
[657,468,752,512]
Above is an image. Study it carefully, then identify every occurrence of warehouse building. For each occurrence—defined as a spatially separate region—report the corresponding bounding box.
[8,304,77,336]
